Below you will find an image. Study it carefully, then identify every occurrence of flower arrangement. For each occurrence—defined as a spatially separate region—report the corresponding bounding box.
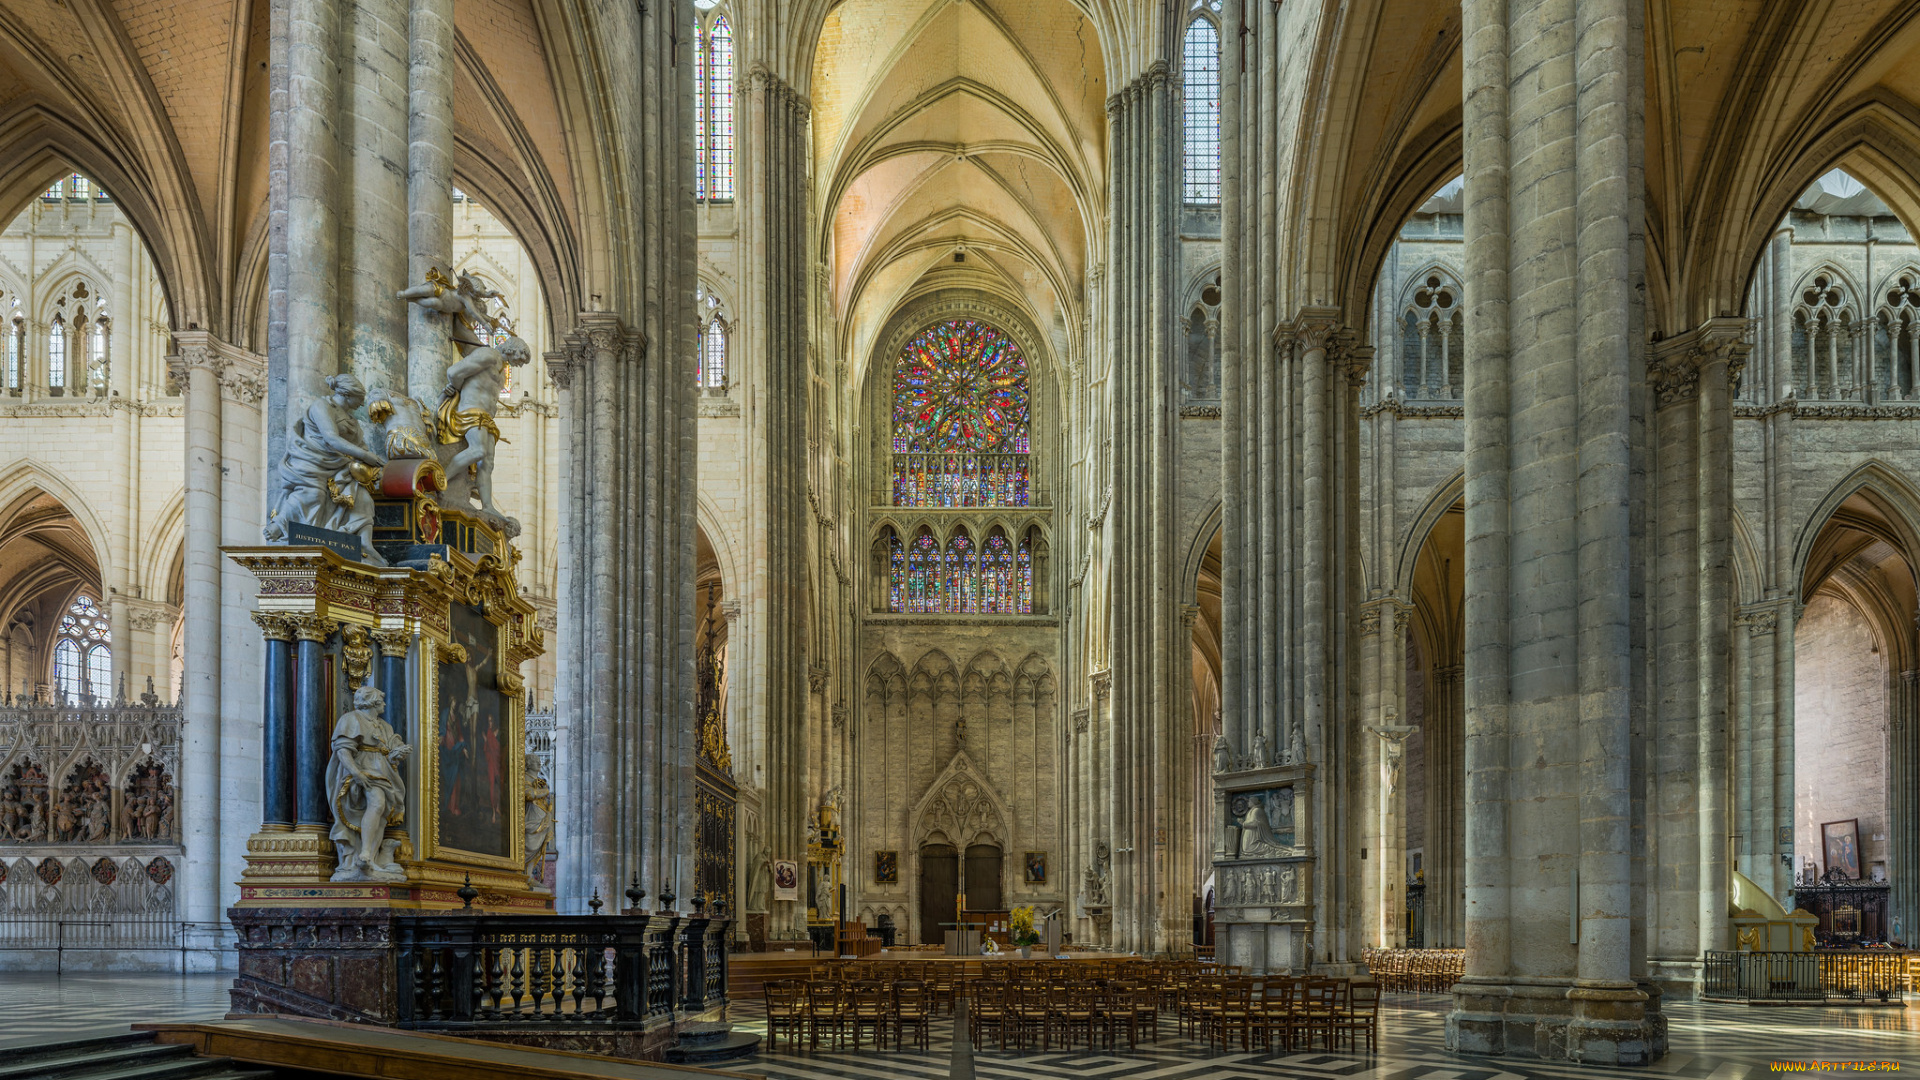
[1009,905,1041,948]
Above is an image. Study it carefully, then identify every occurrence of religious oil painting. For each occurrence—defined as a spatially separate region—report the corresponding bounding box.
[437,604,511,858]
[875,850,898,884]
[1024,851,1046,884]
[773,859,800,902]
[1823,819,1862,880]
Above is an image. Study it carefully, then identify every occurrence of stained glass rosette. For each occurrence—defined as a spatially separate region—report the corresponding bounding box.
[893,320,1029,455]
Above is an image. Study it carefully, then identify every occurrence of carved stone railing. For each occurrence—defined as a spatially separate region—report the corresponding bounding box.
[393,913,730,1030]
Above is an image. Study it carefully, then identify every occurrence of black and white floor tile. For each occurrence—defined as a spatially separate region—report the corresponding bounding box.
[725,995,1920,1080]
[0,974,1913,1080]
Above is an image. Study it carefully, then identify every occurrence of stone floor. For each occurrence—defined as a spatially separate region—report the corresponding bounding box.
[0,974,1913,1079]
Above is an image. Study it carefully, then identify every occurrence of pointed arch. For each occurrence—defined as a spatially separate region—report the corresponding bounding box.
[1392,469,1468,598]
[1794,461,1920,601]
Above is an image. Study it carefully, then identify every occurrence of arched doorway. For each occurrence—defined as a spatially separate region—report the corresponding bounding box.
[1794,488,1918,943]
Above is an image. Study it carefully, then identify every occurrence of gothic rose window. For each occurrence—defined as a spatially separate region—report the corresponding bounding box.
[891,319,1030,508]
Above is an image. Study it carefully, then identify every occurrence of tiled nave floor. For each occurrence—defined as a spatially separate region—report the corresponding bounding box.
[724,994,1919,1080]
[0,973,1913,1079]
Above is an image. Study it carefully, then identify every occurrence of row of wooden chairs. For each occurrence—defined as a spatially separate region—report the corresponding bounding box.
[763,971,1381,1056]
[1361,947,1463,993]
[967,979,1163,1052]
[1181,975,1380,1053]
[764,978,935,1052]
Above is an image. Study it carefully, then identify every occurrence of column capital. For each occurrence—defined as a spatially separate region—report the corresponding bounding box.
[370,628,412,657]
[251,611,299,641]
[289,614,336,643]
[1648,317,1754,408]
[1276,307,1344,353]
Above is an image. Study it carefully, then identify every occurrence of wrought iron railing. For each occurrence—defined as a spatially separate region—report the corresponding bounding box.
[1701,950,1903,1002]
[393,913,730,1030]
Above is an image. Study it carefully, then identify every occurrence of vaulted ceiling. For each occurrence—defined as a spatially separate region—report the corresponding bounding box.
[810,0,1106,385]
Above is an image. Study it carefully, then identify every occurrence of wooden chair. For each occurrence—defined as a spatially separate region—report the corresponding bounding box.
[1298,977,1340,1050]
[975,976,1021,1045]
[1213,978,1257,1051]
[1009,981,1052,1050]
[1115,980,1160,1049]
[1050,981,1100,1051]
[763,979,808,1052]
[929,963,958,1017]
[1335,979,1380,1053]
[1253,976,1299,1052]
[893,979,932,1051]
[806,979,847,1049]
[848,981,891,1049]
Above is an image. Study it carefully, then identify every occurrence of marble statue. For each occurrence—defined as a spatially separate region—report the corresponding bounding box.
[436,335,529,525]
[366,387,437,460]
[1287,724,1305,766]
[263,373,388,565]
[1213,734,1233,775]
[523,755,554,889]
[399,268,529,531]
[1249,730,1269,768]
[1082,866,1109,907]
[327,684,411,882]
[1236,791,1292,858]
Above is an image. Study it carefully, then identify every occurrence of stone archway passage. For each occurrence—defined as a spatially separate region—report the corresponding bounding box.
[920,844,958,944]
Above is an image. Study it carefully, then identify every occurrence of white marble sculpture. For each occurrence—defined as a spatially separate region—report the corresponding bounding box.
[1213,734,1233,775]
[1236,791,1293,858]
[327,684,412,882]
[263,373,389,565]
[399,269,529,532]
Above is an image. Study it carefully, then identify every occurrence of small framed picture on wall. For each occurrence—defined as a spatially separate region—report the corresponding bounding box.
[1024,851,1047,884]
[875,850,898,884]
[773,859,801,901]
[1822,819,1862,881]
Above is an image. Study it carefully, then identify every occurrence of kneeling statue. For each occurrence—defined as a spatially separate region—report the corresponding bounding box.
[328,684,411,882]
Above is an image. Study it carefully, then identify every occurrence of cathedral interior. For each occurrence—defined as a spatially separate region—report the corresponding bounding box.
[1,0,1919,1076]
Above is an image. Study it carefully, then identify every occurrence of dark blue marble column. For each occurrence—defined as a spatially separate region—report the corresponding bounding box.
[293,617,333,828]
[254,614,296,827]
[374,630,411,741]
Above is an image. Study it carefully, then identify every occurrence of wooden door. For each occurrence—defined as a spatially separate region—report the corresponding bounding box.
[965,844,1003,910]
[919,844,958,944]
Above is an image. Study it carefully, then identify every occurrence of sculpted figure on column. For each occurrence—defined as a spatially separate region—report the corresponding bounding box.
[327,684,412,882]
[399,268,530,534]
[523,755,554,889]
[263,373,389,565]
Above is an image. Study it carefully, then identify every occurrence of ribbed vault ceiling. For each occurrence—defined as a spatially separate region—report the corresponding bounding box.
[811,0,1106,384]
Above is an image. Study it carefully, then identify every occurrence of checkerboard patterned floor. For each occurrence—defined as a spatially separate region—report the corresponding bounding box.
[0,974,1913,1079]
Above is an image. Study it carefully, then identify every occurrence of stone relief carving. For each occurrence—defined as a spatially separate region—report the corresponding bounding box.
[1216,860,1301,907]
[121,762,175,843]
[326,685,411,883]
[53,760,112,843]
[1230,787,1296,858]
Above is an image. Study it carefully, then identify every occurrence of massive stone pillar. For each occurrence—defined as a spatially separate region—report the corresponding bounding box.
[175,331,267,969]
[731,65,812,939]
[404,0,453,401]
[549,1,695,912]
[1447,0,1662,1062]
[1645,319,1746,994]
[1106,60,1194,954]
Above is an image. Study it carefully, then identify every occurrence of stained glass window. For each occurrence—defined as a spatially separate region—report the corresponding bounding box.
[888,530,907,611]
[980,531,1016,613]
[48,317,65,390]
[1017,532,1033,612]
[694,33,707,199]
[906,530,942,613]
[892,319,1030,508]
[690,13,733,202]
[944,529,975,612]
[55,593,110,704]
[1182,18,1221,205]
[69,174,90,200]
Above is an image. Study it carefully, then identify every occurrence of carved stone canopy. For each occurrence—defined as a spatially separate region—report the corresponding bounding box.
[907,750,1012,852]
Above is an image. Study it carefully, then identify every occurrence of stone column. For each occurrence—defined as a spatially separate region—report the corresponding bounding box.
[176,334,226,951]
[340,0,409,393]
[404,0,452,401]
[281,0,342,432]
[1448,0,1660,1062]
[253,614,297,828]
[292,615,335,831]
[734,66,812,939]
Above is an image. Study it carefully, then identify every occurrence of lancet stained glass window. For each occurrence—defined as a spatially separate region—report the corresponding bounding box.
[1182,18,1221,205]
[54,593,111,704]
[884,526,1035,615]
[892,319,1030,508]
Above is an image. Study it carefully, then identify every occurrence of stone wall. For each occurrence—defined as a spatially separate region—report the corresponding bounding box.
[1794,592,1892,880]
